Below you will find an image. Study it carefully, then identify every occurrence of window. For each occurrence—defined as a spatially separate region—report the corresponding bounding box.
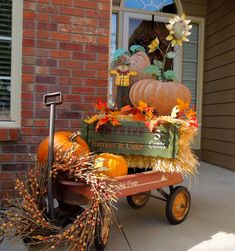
[111,0,204,149]
[0,0,22,127]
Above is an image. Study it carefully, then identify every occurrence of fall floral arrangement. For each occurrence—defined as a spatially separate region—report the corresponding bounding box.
[0,144,118,251]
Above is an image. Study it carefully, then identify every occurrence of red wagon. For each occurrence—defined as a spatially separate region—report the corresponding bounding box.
[54,120,191,250]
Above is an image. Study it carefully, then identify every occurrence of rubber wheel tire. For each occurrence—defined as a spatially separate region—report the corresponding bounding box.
[166,186,191,225]
[126,191,151,209]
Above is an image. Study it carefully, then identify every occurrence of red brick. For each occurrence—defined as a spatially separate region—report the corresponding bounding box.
[35,48,49,57]
[85,79,108,86]
[22,56,35,65]
[36,58,57,67]
[24,2,36,10]
[21,118,34,127]
[37,3,58,13]
[23,19,35,29]
[51,50,71,58]
[73,52,96,61]
[99,19,110,28]
[72,87,95,94]
[23,38,35,47]
[98,2,110,11]
[22,92,34,100]
[37,30,49,39]
[21,101,33,109]
[36,75,57,84]
[23,29,35,38]
[60,7,84,16]
[71,34,96,44]
[23,10,36,20]
[36,66,49,75]
[37,13,49,21]
[0,154,15,163]
[0,173,16,181]
[0,129,8,141]
[22,74,34,83]
[63,95,83,102]
[97,36,109,45]
[37,40,57,48]
[37,22,57,31]
[97,53,109,62]
[51,32,72,41]
[74,1,97,9]
[59,60,83,68]
[85,10,110,20]
[51,15,71,24]
[35,84,48,92]
[86,27,109,36]
[22,65,34,73]
[72,69,96,78]
[35,128,49,136]
[50,68,70,76]
[22,47,35,56]
[34,119,48,127]
[0,181,15,189]
[85,61,108,70]
[51,0,72,5]
[59,42,83,51]
[21,128,34,136]
[22,83,33,92]
[22,109,33,118]
[86,45,108,53]
[97,69,108,78]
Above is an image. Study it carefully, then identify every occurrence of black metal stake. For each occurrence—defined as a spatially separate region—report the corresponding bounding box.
[43,92,62,220]
[47,103,55,220]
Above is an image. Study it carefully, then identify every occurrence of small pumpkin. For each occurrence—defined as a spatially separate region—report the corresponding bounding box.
[95,153,128,177]
[129,79,191,115]
[129,52,155,87]
[37,131,89,164]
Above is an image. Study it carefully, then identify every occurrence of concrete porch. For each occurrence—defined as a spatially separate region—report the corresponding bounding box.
[1,161,235,251]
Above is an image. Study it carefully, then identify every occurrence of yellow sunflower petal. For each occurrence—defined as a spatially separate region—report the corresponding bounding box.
[181,13,186,20]
[171,39,177,47]
[166,34,173,41]
[182,36,189,42]
[166,24,173,30]
[177,40,183,46]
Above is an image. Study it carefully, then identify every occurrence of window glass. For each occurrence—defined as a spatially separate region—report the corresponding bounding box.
[0,0,12,121]
[124,0,177,13]
[111,13,118,59]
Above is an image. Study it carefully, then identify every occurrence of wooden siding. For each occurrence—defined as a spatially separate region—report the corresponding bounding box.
[181,0,207,16]
[202,0,235,171]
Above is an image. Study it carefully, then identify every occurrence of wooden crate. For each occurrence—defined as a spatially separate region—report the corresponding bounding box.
[81,121,179,159]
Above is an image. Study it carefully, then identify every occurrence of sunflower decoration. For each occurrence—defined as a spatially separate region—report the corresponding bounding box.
[148,36,160,53]
[166,13,192,47]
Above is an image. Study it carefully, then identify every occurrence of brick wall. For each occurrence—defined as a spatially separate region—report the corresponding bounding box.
[0,0,111,201]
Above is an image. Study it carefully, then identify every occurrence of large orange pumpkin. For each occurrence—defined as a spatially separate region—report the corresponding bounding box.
[129,52,155,87]
[95,153,128,177]
[129,79,191,115]
[37,131,89,164]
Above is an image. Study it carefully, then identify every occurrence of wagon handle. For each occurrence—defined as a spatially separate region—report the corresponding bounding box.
[43,92,63,220]
[43,92,62,106]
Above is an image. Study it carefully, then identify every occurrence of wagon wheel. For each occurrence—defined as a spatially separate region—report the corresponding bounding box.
[166,186,191,225]
[94,208,111,251]
[126,191,151,209]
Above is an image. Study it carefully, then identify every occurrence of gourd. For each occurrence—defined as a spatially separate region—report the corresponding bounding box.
[129,79,191,115]
[37,131,89,164]
[96,153,128,177]
[129,52,154,87]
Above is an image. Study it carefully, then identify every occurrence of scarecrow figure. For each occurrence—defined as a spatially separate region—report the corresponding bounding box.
[110,56,137,109]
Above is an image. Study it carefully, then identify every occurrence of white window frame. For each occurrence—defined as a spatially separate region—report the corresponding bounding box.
[110,0,205,150]
[0,0,23,128]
